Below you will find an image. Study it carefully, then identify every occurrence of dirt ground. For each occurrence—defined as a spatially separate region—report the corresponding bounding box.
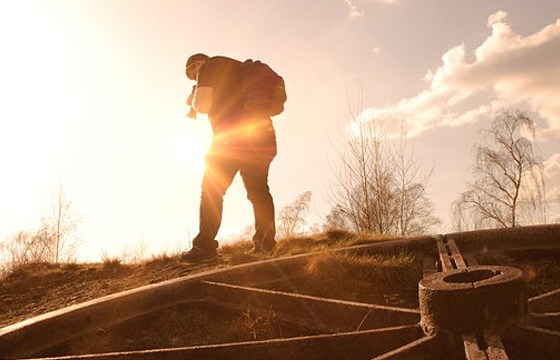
[0,257,218,329]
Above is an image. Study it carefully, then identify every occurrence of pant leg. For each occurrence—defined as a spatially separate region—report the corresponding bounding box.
[239,158,276,249]
[194,151,238,250]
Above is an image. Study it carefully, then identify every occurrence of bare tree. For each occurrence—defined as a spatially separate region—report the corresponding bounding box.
[323,205,350,231]
[329,93,391,233]
[1,228,49,269]
[277,191,312,238]
[329,93,439,236]
[393,134,440,236]
[452,110,547,230]
[43,183,81,263]
[0,184,81,274]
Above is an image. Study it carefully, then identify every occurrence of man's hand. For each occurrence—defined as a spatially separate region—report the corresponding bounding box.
[187,107,197,119]
[186,85,197,119]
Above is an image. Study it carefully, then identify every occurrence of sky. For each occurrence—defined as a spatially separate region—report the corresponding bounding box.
[1,0,559,260]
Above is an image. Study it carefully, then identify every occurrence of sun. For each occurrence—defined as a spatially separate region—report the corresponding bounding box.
[169,122,211,169]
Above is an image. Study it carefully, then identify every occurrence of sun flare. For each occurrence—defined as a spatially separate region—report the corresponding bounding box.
[169,123,211,169]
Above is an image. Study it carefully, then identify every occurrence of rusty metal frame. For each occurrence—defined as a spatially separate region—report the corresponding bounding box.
[0,225,559,360]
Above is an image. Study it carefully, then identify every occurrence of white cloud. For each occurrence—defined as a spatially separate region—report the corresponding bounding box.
[487,10,508,26]
[342,0,399,18]
[544,153,560,203]
[343,0,363,18]
[361,12,560,140]
[544,153,560,223]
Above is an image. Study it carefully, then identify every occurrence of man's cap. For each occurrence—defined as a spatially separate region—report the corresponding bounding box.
[186,53,210,69]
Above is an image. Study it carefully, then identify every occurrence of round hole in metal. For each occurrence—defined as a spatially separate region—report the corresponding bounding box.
[443,269,500,284]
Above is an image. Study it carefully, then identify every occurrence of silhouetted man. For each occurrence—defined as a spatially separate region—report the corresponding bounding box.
[182,53,278,262]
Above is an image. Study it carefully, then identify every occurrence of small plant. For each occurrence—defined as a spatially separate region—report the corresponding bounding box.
[100,251,123,269]
[143,252,175,267]
[62,262,81,271]
[238,308,280,340]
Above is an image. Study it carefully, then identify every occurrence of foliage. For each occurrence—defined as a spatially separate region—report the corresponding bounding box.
[452,110,547,230]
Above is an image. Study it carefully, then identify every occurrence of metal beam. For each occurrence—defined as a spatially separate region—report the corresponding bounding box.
[25,325,425,360]
[200,281,420,333]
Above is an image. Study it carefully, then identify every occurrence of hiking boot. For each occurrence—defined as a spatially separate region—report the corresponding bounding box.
[180,246,218,263]
[247,243,275,256]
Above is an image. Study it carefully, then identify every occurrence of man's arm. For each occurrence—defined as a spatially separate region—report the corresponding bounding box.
[193,86,214,114]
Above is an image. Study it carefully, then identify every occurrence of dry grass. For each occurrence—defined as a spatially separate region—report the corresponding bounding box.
[274,229,395,256]
[296,249,422,307]
[219,240,264,264]
[54,303,317,356]
[306,250,419,289]
[217,229,394,263]
[3,261,67,282]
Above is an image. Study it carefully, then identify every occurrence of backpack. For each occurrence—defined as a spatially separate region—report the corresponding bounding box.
[240,59,287,117]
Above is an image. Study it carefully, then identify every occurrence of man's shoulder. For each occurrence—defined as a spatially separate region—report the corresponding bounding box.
[199,56,243,87]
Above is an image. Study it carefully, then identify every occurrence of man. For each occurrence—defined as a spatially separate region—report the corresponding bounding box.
[182,53,278,262]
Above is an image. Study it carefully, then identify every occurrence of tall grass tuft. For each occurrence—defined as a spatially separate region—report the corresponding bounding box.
[274,230,394,256]
[301,250,421,306]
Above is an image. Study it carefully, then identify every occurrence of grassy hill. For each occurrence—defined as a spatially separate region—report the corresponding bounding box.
[0,230,403,329]
[2,227,559,339]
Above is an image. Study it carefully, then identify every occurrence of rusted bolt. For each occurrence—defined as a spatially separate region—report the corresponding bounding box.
[419,266,527,335]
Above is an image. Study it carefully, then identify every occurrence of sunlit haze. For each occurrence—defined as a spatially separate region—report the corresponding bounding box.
[1,0,559,260]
